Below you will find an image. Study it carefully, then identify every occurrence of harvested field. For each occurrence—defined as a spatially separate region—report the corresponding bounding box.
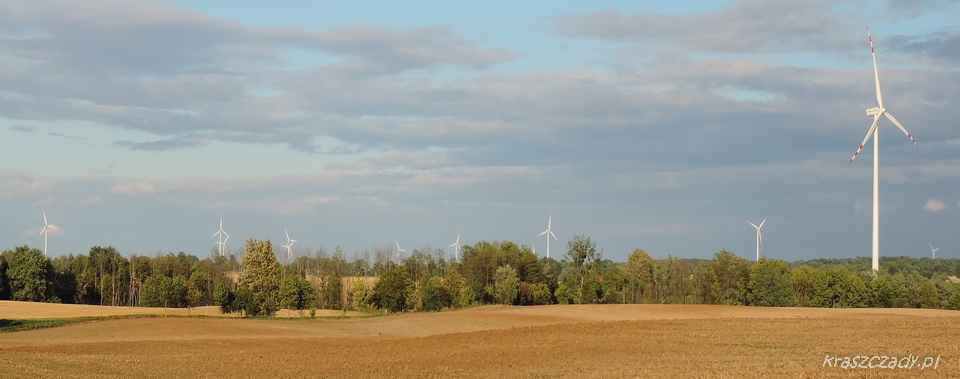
[2,303,959,377]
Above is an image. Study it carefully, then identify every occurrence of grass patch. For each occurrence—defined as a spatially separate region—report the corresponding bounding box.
[0,311,380,333]
[0,318,86,333]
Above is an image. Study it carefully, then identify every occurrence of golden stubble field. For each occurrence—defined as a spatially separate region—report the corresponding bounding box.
[2,302,960,378]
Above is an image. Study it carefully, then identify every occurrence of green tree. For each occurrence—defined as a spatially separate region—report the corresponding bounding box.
[456,285,475,308]
[945,284,960,310]
[280,275,316,310]
[529,282,552,305]
[0,255,9,300]
[711,250,750,305]
[565,235,598,302]
[237,240,280,316]
[692,263,718,304]
[625,249,656,303]
[421,276,451,311]
[5,246,56,302]
[918,280,940,309]
[494,265,519,305]
[747,258,794,306]
[214,281,236,313]
[790,266,817,307]
[371,265,410,312]
[810,266,866,308]
[349,279,373,311]
[187,265,214,307]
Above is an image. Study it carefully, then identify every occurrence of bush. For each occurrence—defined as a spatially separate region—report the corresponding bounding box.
[519,282,552,305]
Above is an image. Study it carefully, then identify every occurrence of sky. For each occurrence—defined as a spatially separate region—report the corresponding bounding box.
[1,0,959,261]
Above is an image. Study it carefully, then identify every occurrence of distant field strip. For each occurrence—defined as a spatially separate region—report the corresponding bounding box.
[0,301,367,320]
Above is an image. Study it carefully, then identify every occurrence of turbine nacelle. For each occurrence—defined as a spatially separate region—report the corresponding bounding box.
[865,107,884,117]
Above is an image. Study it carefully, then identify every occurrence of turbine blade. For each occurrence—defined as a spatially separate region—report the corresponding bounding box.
[867,27,883,108]
[748,221,758,229]
[759,218,766,228]
[884,113,916,143]
[42,211,48,226]
[850,115,880,162]
[538,230,548,237]
[549,231,558,240]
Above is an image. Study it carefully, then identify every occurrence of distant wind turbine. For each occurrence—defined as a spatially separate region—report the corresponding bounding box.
[538,216,558,259]
[40,210,51,256]
[282,229,296,264]
[747,219,766,262]
[929,243,939,259]
[394,241,407,261]
[212,216,229,257]
[848,28,918,273]
[448,234,462,260]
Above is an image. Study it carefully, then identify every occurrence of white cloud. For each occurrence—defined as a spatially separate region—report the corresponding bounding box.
[924,198,946,213]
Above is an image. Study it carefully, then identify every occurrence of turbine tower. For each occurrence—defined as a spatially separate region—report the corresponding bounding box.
[747,219,766,261]
[212,216,230,257]
[849,28,918,273]
[538,216,558,259]
[40,210,50,257]
[929,243,939,259]
[282,230,296,264]
[448,234,462,260]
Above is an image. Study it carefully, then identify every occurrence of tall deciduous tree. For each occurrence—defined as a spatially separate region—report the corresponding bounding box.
[747,258,794,306]
[626,249,656,303]
[238,239,281,316]
[494,265,519,305]
[711,250,750,305]
[5,246,56,302]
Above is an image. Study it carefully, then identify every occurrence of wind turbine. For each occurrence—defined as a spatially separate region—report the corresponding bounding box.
[212,216,229,257]
[747,219,766,262]
[40,210,50,256]
[538,216,558,259]
[282,229,296,264]
[448,234,462,260]
[848,28,918,273]
[394,241,407,261]
[929,243,939,259]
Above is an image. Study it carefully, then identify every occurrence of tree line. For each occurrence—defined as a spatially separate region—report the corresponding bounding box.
[3,235,960,317]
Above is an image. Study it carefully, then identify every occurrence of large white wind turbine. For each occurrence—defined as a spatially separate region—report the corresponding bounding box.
[849,28,918,273]
[929,243,939,259]
[538,216,558,259]
[282,229,296,264]
[212,217,230,257]
[747,219,766,262]
[40,210,50,257]
[448,234,462,260]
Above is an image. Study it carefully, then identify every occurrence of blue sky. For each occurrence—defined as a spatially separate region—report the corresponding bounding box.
[1,0,959,261]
